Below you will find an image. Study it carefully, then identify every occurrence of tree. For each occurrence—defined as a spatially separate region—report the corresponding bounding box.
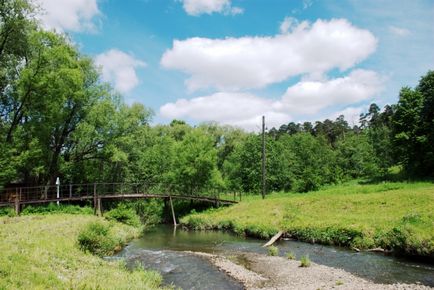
[392,87,424,175]
[170,129,222,195]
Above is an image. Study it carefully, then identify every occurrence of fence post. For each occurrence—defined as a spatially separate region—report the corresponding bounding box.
[69,184,72,199]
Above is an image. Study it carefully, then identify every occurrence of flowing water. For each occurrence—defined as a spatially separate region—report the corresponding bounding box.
[115,225,434,289]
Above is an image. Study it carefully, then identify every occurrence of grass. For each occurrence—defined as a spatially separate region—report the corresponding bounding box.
[0,214,165,289]
[300,255,311,267]
[181,181,434,258]
[267,245,279,256]
[286,251,296,260]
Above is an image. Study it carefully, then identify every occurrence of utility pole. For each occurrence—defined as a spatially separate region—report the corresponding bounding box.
[261,116,266,199]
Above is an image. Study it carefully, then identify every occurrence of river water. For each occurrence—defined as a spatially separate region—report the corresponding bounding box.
[115,225,434,289]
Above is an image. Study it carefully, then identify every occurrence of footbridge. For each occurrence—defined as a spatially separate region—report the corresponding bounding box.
[0,183,238,217]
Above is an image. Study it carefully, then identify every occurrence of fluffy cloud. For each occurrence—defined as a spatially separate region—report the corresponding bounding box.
[180,0,243,16]
[279,17,299,34]
[160,70,383,131]
[161,19,377,91]
[95,49,146,94]
[36,0,100,32]
[279,69,384,115]
[326,106,367,126]
[160,92,290,131]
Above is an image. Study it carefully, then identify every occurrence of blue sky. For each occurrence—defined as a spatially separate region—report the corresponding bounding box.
[37,0,434,130]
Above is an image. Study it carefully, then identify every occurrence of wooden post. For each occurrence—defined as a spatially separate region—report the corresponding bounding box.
[93,183,97,215]
[169,195,177,227]
[96,198,102,216]
[14,188,20,215]
[69,184,72,199]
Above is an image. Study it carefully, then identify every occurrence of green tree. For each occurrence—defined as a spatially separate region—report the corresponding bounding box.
[170,129,222,195]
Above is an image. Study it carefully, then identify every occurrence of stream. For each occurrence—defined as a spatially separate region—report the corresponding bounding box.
[115,225,434,289]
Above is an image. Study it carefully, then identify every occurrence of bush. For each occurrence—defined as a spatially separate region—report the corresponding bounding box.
[267,245,279,256]
[77,221,118,257]
[21,203,93,215]
[0,207,16,217]
[300,255,311,267]
[286,251,296,260]
[105,204,141,228]
[132,199,163,227]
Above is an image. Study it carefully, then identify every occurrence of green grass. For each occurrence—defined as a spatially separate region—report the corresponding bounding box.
[181,181,434,257]
[300,255,311,267]
[0,214,165,289]
[267,245,279,256]
[286,251,296,260]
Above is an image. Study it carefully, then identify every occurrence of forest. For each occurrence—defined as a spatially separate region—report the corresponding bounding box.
[1,0,434,195]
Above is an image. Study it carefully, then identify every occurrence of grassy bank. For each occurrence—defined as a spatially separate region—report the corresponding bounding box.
[0,214,164,289]
[181,181,434,258]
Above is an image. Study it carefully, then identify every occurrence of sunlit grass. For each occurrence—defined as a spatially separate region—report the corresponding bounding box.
[0,214,165,289]
[182,181,434,257]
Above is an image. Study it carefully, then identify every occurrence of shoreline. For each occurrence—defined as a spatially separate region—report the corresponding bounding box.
[187,251,432,290]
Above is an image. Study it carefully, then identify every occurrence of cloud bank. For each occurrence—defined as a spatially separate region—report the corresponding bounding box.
[160,70,383,131]
[161,19,377,92]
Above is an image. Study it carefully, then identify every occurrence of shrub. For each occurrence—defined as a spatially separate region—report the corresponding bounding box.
[132,199,163,227]
[267,245,279,256]
[21,203,93,215]
[105,204,141,227]
[77,221,118,257]
[300,255,311,267]
[0,207,16,217]
[286,251,296,260]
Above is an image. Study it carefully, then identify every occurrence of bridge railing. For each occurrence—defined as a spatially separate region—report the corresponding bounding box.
[0,182,240,206]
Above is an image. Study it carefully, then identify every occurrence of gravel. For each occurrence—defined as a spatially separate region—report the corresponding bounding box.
[186,251,433,290]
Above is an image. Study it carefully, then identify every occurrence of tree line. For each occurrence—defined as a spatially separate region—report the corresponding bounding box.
[1,0,433,195]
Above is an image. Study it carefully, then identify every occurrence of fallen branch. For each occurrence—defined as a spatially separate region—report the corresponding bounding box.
[262,231,284,247]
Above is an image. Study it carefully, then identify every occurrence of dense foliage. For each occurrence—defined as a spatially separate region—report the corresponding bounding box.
[1,0,433,196]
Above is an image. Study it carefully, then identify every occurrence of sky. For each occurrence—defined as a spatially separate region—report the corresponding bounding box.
[35,0,434,131]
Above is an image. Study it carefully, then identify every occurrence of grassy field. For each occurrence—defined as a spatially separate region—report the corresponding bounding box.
[181,181,434,258]
[0,214,165,289]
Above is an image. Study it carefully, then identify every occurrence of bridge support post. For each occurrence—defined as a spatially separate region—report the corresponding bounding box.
[93,183,97,216]
[96,198,102,217]
[169,195,177,227]
[14,195,20,215]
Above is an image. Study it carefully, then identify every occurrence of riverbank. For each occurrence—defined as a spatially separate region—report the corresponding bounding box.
[0,214,164,289]
[181,181,434,258]
[193,251,431,290]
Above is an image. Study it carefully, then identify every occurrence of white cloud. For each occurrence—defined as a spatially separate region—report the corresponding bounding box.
[279,69,384,115]
[36,0,101,32]
[279,17,298,34]
[160,92,290,131]
[388,25,410,37]
[326,106,367,126]
[160,70,383,131]
[161,18,377,91]
[180,0,243,16]
[95,49,146,94]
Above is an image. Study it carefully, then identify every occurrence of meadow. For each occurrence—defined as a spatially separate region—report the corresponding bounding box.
[0,214,165,289]
[181,181,434,258]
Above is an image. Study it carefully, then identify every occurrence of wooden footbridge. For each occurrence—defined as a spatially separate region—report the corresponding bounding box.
[0,183,238,220]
